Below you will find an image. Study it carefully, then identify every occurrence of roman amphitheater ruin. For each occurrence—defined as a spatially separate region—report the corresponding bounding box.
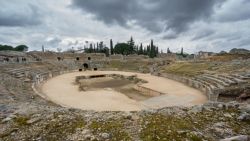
[1,50,250,140]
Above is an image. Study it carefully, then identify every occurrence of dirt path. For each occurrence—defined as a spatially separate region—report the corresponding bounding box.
[41,71,207,111]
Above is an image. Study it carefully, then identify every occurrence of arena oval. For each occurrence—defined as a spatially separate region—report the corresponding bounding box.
[40,71,208,111]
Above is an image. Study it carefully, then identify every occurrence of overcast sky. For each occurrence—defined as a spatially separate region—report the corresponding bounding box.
[0,0,250,53]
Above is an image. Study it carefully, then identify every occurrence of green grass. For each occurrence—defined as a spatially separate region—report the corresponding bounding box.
[90,119,131,141]
[163,62,214,77]
[14,114,86,141]
[140,114,202,141]
[39,117,85,140]
[140,108,247,141]
[105,60,150,72]
[14,116,29,126]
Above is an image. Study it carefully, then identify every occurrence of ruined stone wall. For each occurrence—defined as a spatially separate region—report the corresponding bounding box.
[109,54,123,60]
[158,53,176,61]
[124,55,149,60]
[159,73,218,101]
[0,51,33,63]
[29,52,106,62]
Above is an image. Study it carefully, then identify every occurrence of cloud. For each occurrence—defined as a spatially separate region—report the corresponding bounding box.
[191,29,215,41]
[162,30,179,40]
[0,0,250,53]
[71,0,221,34]
[213,0,250,22]
[237,38,250,47]
[0,0,42,27]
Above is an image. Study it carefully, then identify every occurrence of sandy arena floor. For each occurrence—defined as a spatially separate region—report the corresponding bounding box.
[41,71,208,111]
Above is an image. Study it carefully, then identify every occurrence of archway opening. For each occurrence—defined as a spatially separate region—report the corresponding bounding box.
[83,63,89,69]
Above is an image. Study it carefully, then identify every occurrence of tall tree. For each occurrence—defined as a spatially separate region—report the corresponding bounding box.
[99,41,104,51]
[146,45,150,56]
[89,43,93,53]
[149,39,155,58]
[114,43,130,55]
[110,39,114,55]
[93,44,96,53]
[181,47,184,55]
[42,45,45,52]
[127,36,135,54]
[167,48,171,53]
[15,45,28,52]
[136,45,139,54]
[96,42,99,52]
[139,43,143,55]
[156,46,159,56]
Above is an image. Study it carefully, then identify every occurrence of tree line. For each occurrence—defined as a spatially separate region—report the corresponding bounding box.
[84,37,159,58]
[0,44,28,52]
[83,41,110,57]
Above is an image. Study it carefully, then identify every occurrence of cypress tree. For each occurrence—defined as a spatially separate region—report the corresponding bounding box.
[167,48,171,53]
[149,39,155,58]
[128,36,135,54]
[147,45,150,56]
[156,46,159,56]
[139,43,143,55]
[96,42,99,53]
[89,43,93,53]
[93,44,96,53]
[110,39,114,55]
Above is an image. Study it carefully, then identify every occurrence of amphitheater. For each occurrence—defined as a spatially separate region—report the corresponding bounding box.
[1,50,250,140]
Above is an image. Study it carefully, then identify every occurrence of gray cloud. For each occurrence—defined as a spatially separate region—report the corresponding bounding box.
[214,0,250,22]
[191,29,215,41]
[46,37,62,46]
[0,1,42,27]
[237,38,250,47]
[162,32,178,40]
[0,0,250,53]
[71,0,221,34]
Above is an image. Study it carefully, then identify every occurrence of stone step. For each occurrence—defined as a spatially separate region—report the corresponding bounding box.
[217,74,239,84]
[7,68,30,73]
[229,74,249,81]
[196,76,224,89]
[202,75,230,87]
[193,78,218,90]
[15,74,25,78]
[210,74,237,85]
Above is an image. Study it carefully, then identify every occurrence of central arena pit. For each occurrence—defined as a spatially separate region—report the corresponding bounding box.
[41,71,208,111]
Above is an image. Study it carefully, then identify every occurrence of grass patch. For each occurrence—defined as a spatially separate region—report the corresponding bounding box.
[140,109,246,140]
[20,114,86,141]
[14,116,29,126]
[140,114,202,141]
[163,62,214,77]
[105,60,150,72]
[90,119,131,141]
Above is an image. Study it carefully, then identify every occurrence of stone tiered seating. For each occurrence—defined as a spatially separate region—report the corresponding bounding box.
[218,74,247,84]
[193,73,248,94]
[0,84,15,101]
[5,64,53,81]
[195,76,224,89]
[27,53,42,61]
[192,77,217,90]
[229,74,249,81]
[202,74,230,87]
[6,68,31,80]
[215,74,237,85]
